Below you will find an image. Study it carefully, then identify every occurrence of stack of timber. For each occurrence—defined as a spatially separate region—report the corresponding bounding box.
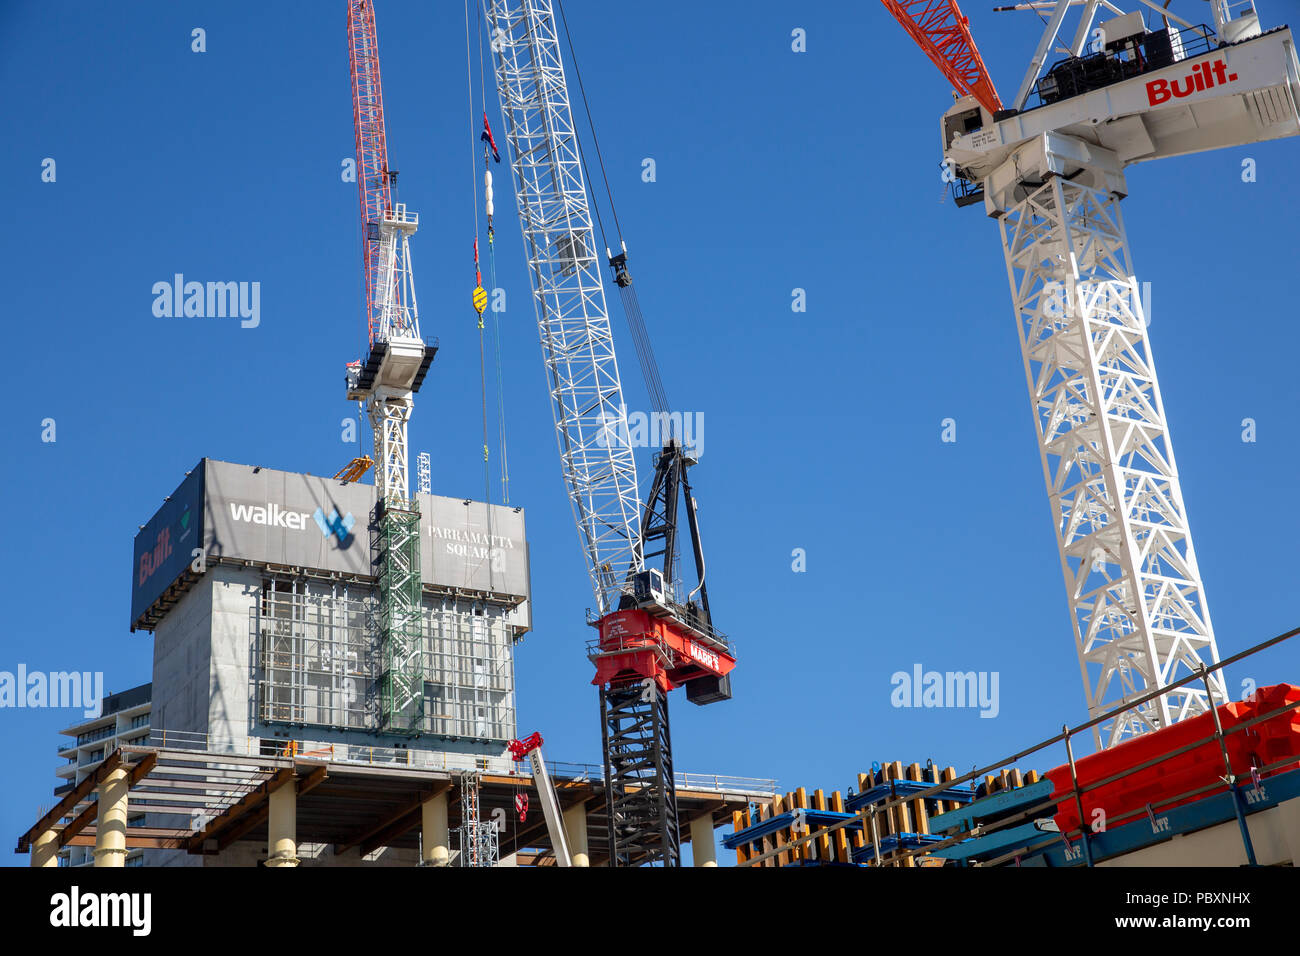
[727,759,1043,867]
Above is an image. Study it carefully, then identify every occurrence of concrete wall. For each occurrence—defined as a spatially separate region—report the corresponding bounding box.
[208,565,262,745]
[150,564,261,747]
[150,571,214,740]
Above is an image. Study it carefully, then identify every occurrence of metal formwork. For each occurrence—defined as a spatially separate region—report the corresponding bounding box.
[254,575,516,741]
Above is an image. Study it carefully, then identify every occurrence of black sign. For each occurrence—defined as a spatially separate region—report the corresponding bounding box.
[130,461,204,630]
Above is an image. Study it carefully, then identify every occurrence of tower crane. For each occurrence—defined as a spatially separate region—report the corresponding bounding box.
[482,0,736,865]
[882,0,1299,747]
[344,0,436,731]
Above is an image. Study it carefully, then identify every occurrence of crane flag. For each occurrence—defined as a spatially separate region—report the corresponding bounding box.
[481,113,501,163]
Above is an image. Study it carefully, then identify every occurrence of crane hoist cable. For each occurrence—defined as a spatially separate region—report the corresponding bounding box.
[487,195,510,504]
[478,0,509,502]
[466,0,511,505]
[465,0,493,506]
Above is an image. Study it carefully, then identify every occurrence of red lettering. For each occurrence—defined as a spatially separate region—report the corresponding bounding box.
[1148,59,1239,107]
[139,528,172,587]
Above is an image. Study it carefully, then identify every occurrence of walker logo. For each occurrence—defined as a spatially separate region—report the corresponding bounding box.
[313,506,355,544]
[228,501,313,531]
[49,887,151,936]
[1146,57,1238,106]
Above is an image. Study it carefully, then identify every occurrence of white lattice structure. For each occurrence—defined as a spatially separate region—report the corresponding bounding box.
[486,0,643,614]
[999,173,1226,747]
[417,452,431,496]
[368,203,423,506]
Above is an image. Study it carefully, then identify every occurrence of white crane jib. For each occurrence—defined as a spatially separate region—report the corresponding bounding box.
[484,0,644,616]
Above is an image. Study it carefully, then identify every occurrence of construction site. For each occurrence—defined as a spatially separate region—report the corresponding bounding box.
[11,0,1300,880]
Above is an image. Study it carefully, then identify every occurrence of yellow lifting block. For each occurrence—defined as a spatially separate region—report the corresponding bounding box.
[333,455,374,483]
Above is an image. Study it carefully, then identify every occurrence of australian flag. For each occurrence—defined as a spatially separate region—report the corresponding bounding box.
[481,112,501,163]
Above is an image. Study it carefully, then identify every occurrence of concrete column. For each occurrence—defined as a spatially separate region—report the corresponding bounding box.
[563,802,590,867]
[266,782,299,867]
[93,766,129,868]
[421,791,449,866]
[30,829,59,868]
[690,814,718,867]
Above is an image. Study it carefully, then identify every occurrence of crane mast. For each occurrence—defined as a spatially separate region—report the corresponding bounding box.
[884,0,1298,746]
[345,0,436,732]
[484,0,736,865]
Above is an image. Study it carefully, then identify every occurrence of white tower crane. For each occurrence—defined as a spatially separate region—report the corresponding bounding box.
[344,0,437,731]
[884,0,1299,746]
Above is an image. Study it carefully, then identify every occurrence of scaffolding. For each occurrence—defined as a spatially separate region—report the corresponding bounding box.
[254,575,516,740]
[376,499,424,732]
[456,771,499,867]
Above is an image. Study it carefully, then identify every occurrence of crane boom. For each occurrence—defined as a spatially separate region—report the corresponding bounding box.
[509,733,573,866]
[485,0,737,865]
[880,0,1003,114]
[348,0,391,346]
[483,0,644,618]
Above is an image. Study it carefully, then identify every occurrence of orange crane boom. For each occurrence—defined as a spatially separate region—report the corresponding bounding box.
[880,0,1003,113]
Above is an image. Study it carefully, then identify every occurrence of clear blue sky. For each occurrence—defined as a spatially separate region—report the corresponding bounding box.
[2,1,1297,863]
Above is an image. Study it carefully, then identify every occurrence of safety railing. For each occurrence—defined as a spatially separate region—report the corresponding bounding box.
[585,604,736,657]
[142,729,777,794]
[738,624,1300,867]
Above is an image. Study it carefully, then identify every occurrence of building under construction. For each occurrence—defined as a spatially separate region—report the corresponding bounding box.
[14,0,1300,871]
[16,458,772,868]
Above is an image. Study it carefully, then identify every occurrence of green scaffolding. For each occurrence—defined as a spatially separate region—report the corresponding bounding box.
[377,499,424,732]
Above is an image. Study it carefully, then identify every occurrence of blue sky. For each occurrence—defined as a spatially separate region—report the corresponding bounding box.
[1,1,1297,864]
